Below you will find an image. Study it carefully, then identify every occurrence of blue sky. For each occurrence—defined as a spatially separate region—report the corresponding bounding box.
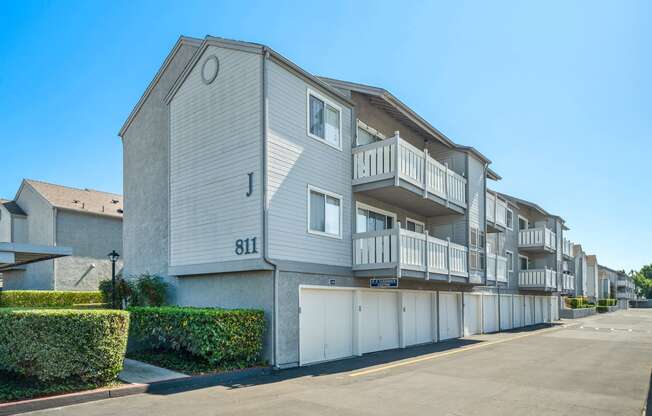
[1,1,649,271]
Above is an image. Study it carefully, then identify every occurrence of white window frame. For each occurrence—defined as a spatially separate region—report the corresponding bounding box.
[505,250,514,272]
[355,201,397,233]
[306,88,342,151]
[307,185,343,239]
[518,215,529,231]
[506,208,514,230]
[405,217,425,233]
[519,254,529,271]
[356,120,386,147]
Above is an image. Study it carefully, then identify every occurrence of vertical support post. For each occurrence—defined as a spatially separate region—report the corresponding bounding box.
[396,221,402,279]
[398,292,406,348]
[394,132,401,187]
[424,230,430,279]
[447,237,452,283]
[423,147,429,198]
[353,290,362,356]
[444,162,450,205]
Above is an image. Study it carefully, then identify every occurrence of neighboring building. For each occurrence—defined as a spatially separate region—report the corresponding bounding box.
[119,36,568,368]
[585,254,600,301]
[615,270,635,308]
[598,265,618,299]
[572,244,589,298]
[0,179,123,291]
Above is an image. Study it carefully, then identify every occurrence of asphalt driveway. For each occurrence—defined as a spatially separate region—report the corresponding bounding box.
[28,309,652,416]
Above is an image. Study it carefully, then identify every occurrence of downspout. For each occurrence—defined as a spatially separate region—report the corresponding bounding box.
[52,207,58,290]
[260,48,280,369]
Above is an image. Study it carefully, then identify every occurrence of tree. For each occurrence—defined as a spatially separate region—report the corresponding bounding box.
[631,265,652,299]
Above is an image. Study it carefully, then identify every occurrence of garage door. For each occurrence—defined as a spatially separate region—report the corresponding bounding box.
[551,297,559,321]
[513,295,524,328]
[360,291,400,354]
[534,297,544,324]
[500,294,513,330]
[300,289,354,365]
[439,292,461,340]
[403,291,434,346]
[483,294,499,333]
[524,296,534,326]
[464,294,482,336]
[542,297,551,323]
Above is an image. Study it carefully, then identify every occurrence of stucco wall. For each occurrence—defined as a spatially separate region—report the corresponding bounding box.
[121,41,199,296]
[54,210,123,290]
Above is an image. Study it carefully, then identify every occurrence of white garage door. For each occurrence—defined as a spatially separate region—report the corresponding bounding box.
[464,294,482,336]
[300,288,354,365]
[551,297,559,321]
[534,296,544,324]
[542,297,551,323]
[500,294,513,330]
[524,296,534,326]
[439,292,461,340]
[403,291,434,346]
[483,294,499,333]
[513,295,524,328]
[360,291,400,354]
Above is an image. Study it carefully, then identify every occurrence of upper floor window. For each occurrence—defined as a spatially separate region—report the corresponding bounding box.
[308,185,342,238]
[405,218,425,234]
[356,202,395,233]
[506,250,514,272]
[307,89,341,150]
[506,208,514,230]
[518,216,528,231]
[356,120,385,146]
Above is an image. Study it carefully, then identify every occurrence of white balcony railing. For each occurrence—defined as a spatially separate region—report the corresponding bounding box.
[562,238,573,257]
[486,193,508,228]
[519,269,557,290]
[353,228,468,278]
[518,227,556,251]
[352,134,467,208]
[487,253,508,283]
[562,273,575,291]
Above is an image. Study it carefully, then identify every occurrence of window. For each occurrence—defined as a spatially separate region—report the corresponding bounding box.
[518,216,528,231]
[308,186,342,238]
[356,203,395,233]
[308,89,341,149]
[405,218,425,234]
[356,120,385,146]
[506,250,514,272]
[506,208,514,230]
[519,255,529,271]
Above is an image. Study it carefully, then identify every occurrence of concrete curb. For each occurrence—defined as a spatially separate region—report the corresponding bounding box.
[0,367,271,416]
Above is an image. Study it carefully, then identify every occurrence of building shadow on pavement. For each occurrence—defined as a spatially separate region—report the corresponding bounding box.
[144,323,559,397]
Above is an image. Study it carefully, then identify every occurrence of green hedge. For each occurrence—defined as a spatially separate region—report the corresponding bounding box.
[569,297,592,309]
[128,306,265,366]
[598,299,616,307]
[596,305,609,313]
[0,309,129,382]
[0,291,103,308]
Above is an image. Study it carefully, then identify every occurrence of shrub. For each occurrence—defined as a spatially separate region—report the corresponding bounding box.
[569,297,591,309]
[99,278,133,308]
[0,309,129,383]
[598,299,616,307]
[128,306,265,366]
[596,305,609,313]
[0,291,102,308]
[99,274,168,308]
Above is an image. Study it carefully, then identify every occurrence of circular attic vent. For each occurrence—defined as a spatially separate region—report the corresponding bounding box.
[201,55,220,85]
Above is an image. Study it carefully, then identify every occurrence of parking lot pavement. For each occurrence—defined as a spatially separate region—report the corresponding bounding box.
[27,309,652,416]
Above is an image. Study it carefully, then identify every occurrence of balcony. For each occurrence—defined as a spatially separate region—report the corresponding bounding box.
[518,227,556,253]
[487,253,508,283]
[561,273,575,293]
[519,269,557,291]
[562,238,573,258]
[486,193,508,231]
[352,134,467,216]
[352,228,468,282]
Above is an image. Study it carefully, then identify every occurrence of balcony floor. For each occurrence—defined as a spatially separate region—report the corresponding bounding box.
[353,178,464,217]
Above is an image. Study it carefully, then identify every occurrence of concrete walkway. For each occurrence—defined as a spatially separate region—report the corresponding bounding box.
[118,359,189,384]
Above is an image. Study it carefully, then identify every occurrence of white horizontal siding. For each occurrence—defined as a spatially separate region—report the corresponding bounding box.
[267,60,353,266]
[169,45,262,267]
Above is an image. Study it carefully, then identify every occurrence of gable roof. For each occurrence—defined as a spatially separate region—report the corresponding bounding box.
[163,36,355,107]
[21,180,123,219]
[496,191,567,228]
[118,36,203,138]
[0,199,27,217]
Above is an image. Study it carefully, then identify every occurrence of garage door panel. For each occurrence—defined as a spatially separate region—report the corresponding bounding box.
[404,292,433,346]
[439,293,461,340]
[361,291,399,354]
[500,295,513,330]
[464,294,481,336]
[300,290,326,365]
[524,296,534,326]
[324,291,354,361]
[535,297,543,324]
[513,295,524,328]
[483,295,499,333]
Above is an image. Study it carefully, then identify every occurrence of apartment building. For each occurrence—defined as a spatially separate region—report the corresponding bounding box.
[0,179,123,290]
[615,270,635,308]
[119,35,570,368]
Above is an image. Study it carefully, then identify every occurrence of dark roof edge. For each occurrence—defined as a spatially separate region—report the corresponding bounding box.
[497,191,566,224]
[118,36,203,138]
[1,200,27,217]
